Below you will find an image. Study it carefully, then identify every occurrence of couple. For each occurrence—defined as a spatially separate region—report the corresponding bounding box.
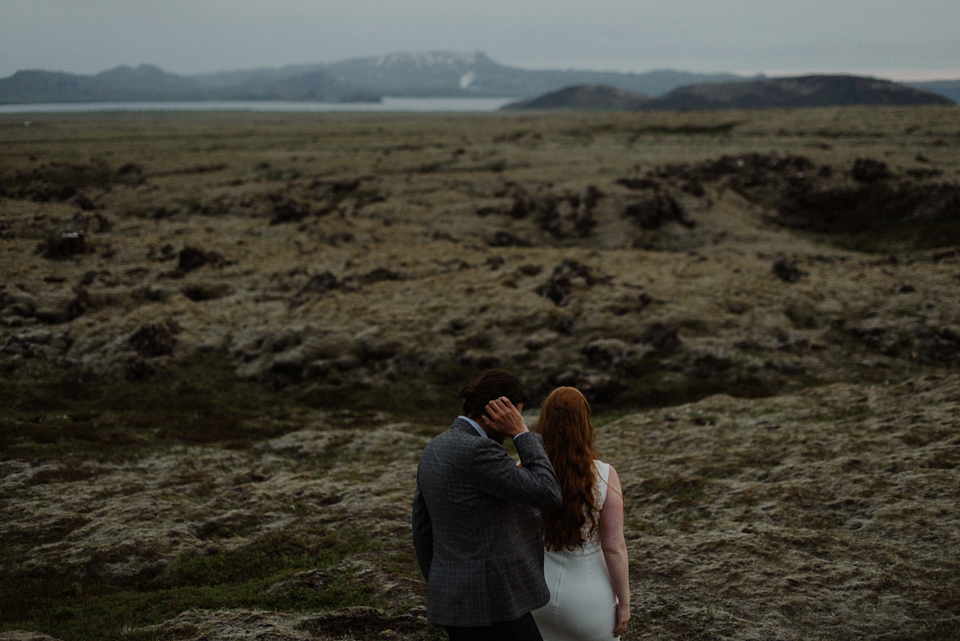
[412,369,630,641]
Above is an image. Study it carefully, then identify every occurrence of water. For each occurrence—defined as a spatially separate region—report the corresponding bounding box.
[0,97,518,114]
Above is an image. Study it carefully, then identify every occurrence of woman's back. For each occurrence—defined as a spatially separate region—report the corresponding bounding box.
[531,386,631,640]
[533,460,620,641]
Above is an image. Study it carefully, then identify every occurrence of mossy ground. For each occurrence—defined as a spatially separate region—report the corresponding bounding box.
[0,359,440,641]
[1,106,959,640]
[1,526,379,641]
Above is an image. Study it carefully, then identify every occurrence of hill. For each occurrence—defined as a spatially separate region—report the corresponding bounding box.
[645,75,955,109]
[0,65,206,103]
[506,75,957,111]
[0,64,380,104]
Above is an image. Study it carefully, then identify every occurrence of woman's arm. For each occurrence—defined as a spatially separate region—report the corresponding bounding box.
[600,465,631,637]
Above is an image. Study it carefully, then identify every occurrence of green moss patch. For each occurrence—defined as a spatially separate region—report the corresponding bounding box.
[0,526,380,641]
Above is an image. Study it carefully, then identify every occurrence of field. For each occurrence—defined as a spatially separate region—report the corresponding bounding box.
[1,105,959,641]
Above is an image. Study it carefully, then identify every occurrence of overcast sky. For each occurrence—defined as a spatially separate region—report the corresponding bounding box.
[2,0,958,81]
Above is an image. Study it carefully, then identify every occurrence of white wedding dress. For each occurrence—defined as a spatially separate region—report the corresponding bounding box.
[533,460,619,641]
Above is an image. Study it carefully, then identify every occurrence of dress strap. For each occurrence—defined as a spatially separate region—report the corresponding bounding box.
[593,460,611,510]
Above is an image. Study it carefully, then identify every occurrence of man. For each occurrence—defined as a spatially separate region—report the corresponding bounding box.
[412,369,562,641]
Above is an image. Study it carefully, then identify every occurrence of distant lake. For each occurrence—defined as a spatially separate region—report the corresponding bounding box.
[0,97,518,114]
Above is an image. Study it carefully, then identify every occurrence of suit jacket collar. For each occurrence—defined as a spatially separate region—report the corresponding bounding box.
[452,416,485,438]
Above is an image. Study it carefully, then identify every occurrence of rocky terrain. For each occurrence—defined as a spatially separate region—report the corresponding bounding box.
[1,105,958,640]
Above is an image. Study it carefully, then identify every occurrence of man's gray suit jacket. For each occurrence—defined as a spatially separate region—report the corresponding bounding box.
[411,418,562,627]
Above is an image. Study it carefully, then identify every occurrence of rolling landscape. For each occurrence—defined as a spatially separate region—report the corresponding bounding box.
[1,99,959,640]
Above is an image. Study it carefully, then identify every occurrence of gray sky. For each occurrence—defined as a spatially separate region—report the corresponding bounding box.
[2,0,958,81]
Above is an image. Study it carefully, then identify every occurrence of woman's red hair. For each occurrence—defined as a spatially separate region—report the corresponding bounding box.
[535,387,600,551]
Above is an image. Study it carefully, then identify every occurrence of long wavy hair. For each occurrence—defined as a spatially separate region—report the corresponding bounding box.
[535,387,600,551]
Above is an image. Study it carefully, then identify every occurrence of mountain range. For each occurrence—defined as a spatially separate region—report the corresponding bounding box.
[0,52,756,104]
[1,51,957,107]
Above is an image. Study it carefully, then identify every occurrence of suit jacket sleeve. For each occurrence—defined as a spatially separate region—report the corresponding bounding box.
[411,482,433,581]
[473,432,562,509]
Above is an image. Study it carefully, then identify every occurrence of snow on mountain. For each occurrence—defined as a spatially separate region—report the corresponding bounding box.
[371,51,482,69]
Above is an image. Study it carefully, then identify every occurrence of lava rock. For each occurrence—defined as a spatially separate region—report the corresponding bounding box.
[851,158,892,183]
[623,194,695,230]
[639,323,683,352]
[177,246,225,273]
[772,253,804,283]
[40,230,89,259]
[129,320,182,357]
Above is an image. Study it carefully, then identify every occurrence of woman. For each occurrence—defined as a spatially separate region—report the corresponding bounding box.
[491,387,630,640]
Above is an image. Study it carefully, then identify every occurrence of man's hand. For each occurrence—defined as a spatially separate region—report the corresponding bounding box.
[482,396,528,438]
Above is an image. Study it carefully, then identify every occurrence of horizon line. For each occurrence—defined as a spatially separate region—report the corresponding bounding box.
[3,61,960,84]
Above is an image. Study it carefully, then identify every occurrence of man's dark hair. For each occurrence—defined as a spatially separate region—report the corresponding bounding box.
[458,369,528,419]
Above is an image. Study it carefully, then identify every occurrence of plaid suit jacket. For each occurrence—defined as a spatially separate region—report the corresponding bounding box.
[411,419,562,627]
